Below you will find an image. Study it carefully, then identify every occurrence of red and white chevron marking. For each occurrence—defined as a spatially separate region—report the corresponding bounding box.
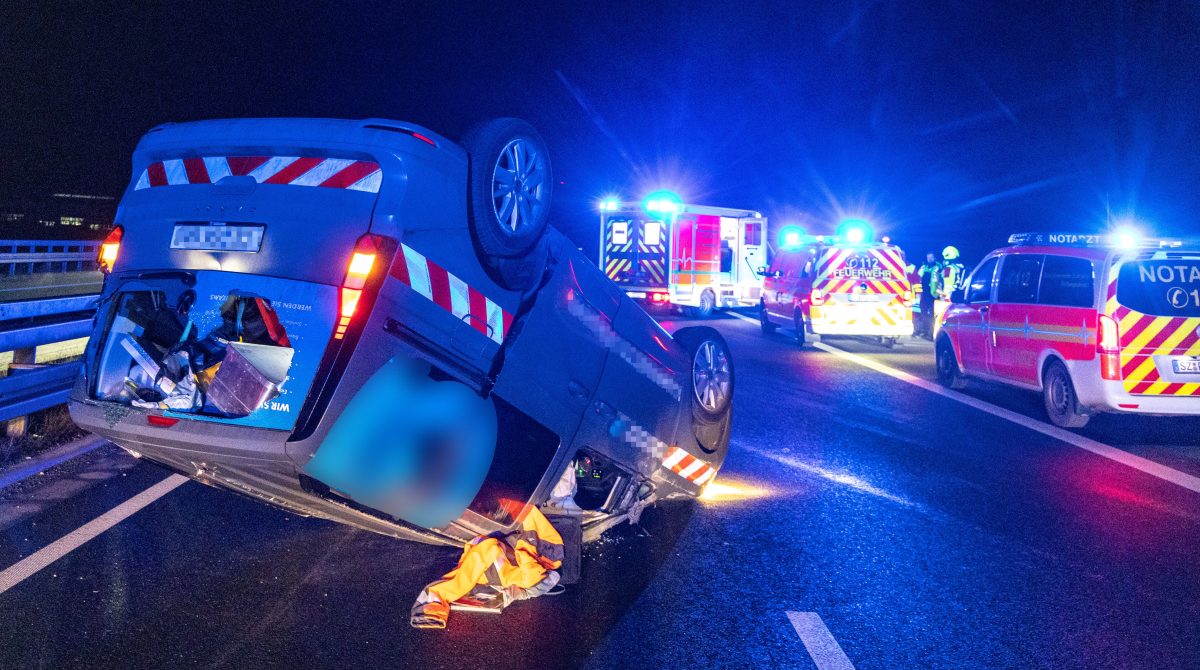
[390,244,512,344]
[133,156,382,193]
[662,446,716,486]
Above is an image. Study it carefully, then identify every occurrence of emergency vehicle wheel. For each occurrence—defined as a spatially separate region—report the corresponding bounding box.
[673,327,735,456]
[1043,360,1090,429]
[463,118,552,259]
[792,310,807,347]
[936,337,967,389]
[759,302,777,334]
[687,290,716,319]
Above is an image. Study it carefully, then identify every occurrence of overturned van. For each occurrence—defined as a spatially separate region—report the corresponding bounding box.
[70,118,735,546]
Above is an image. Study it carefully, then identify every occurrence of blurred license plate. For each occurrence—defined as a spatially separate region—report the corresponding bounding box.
[171,223,264,252]
[1172,358,1200,374]
[848,293,877,302]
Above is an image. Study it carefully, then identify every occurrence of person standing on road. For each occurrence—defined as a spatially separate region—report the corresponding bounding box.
[938,246,965,300]
[916,251,939,339]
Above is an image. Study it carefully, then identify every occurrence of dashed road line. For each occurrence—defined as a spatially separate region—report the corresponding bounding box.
[0,474,188,595]
[787,611,857,670]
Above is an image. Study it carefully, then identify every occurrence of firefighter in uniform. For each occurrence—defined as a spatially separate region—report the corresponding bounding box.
[931,246,966,336]
[915,251,939,339]
[410,499,564,629]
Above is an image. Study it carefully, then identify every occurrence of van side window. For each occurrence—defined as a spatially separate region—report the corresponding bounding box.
[997,255,1043,304]
[802,259,814,278]
[1039,256,1094,308]
[966,257,998,303]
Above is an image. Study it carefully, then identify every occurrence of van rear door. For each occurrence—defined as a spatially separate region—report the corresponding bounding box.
[1113,255,1200,396]
[87,151,385,430]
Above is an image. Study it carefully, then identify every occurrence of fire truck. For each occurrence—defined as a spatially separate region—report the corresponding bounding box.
[598,197,767,317]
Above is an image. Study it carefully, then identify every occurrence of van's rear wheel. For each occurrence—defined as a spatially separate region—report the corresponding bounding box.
[759,301,777,334]
[463,118,552,289]
[1043,360,1090,428]
[793,309,807,347]
[685,290,716,319]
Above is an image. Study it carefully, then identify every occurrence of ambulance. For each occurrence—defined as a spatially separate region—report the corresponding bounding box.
[598,196,767,317]
[936,232,1200,428]
[759,223,914,347]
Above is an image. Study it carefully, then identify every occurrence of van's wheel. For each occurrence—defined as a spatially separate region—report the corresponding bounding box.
[880,336,899,349]
[793,309,807,347]
[936,337,967,389]
[673,327,734,458]
[1043,360,1090,428]
[463,118,552,289]
[759,301,777,334]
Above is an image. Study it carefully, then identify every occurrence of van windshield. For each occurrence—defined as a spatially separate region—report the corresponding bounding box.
[1117,259,1200,317]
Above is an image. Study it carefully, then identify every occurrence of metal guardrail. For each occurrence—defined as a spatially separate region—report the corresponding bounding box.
[1,240,103,431]
[0,364,78,423]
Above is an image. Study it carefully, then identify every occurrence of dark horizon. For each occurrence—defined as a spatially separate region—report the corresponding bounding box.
[4,1,1198,261]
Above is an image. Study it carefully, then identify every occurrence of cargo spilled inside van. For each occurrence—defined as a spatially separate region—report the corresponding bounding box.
[90,271,338,430]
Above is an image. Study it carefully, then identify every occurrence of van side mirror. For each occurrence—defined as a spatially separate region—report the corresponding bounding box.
[950,288,966,304]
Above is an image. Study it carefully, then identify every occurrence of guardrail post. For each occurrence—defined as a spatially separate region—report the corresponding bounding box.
[12,347,35,366]
[5,415,27,439]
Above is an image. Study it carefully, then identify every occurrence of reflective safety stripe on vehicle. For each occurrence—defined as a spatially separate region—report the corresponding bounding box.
[1107,276,1200,396]
[390,244,512,344]
[662,446,716,486]
[812,302,910,328]
[817,247,910,297]
[133,156,383,193]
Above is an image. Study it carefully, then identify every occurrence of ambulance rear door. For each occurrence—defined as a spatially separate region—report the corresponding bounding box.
[671,213,721,303]
[602,213,668,292]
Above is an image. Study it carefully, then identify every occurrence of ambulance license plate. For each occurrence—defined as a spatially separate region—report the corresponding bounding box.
[1172,358,1200,374]
[170,222,265,252]
[848,293,877,303]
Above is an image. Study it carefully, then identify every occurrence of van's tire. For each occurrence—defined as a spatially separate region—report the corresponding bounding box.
[793,309,807,347]
[463,118,552,260]
[1043,360,1090,428]
[759,301,777,334]
[673,327,734,456]
[936,336,967,389]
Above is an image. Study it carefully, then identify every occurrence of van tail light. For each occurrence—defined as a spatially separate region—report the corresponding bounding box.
[651,292,670,303]
[810,288,826,307]
[335,234,390,340]
[98,226,123,273]
[902,290,914,307]
[1098,314,1122,380]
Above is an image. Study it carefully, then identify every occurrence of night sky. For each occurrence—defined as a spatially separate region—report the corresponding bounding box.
[4,1,1198,261]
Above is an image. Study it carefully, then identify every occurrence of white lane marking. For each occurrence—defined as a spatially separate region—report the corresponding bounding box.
[813,341,1200,495]
[0,474,188,595]
[787,611,857,670]
[728,310,761,326]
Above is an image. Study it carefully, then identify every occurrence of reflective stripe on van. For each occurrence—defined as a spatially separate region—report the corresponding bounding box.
[816,246,910,296]
[134,156,383,193]
[1106,276,1200,396]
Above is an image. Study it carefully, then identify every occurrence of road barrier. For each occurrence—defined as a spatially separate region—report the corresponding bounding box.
[1,240,103,437]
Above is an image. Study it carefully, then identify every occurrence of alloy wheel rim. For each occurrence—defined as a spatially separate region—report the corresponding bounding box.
[491,138,547,233]
[693,341,731,412]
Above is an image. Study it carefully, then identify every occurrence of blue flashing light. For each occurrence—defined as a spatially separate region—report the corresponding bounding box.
[642,190,683,217]
[779,225,806,249]
[599,197,621,212]
[837,218,873,245]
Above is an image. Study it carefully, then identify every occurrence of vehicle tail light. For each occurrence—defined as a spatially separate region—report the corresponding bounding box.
[147,415,179,427]
[651,292,669,303]
[335,234,386,340]
[810,288,826,307]
[1097,314,1121,380]
[98,226,123,273]
[902,290,914,307]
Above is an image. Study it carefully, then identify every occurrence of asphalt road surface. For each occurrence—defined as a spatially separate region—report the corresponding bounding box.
[4,311,1200,669]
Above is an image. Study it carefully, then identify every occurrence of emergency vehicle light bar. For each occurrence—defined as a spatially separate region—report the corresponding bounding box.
[599,201,763,219]
[1007,232,1194,250]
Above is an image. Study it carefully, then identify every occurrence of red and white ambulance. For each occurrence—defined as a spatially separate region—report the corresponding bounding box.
[759,234,914,347]
[599,199,767,317]
[937,232,1200,428]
